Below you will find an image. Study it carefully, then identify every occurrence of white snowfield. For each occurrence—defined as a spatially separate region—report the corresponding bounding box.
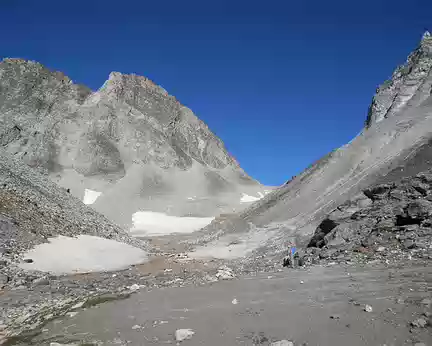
[130,211,214,237]
[83,189,102,205]
[240,193,261,203]
[19,235,148,274]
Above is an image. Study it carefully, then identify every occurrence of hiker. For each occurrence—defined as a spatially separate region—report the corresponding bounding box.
[283,242,297,268]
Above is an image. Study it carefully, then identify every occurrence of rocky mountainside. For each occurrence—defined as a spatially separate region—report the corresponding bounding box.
[304,170,432,266]
[195,32,432,251]
[0,150,146,287]
[0,59,268,229]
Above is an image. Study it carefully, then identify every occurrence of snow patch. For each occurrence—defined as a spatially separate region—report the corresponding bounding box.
[19,235,148,274]
[189,229,278,260]
[240,193,261,203]
[130,211,214,237]
[83,189,102,205]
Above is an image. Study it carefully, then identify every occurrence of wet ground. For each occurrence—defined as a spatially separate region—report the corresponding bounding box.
[25,262,431,346]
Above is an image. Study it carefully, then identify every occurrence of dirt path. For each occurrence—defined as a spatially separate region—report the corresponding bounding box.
[26,263,431,346]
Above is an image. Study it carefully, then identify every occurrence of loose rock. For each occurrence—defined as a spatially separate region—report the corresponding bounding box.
[410,317,428,328]
[364,305,373,312]
[270,341,294,346]
[175,328,195,342]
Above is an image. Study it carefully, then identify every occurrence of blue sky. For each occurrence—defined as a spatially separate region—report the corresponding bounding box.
[1,0,430,185]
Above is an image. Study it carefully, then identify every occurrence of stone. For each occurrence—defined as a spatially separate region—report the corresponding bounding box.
[364,305,373,312]
[33,277,50,286]
[364,184,393,200]
[403,240,416,249]
[175,328,195,342]
[410,317,428,328]
[129,284,140,291]
[65,312,78,318]
[270,341,294,346]
[0,274,8,288]
[420,298,431,306]
[216,266,235,280]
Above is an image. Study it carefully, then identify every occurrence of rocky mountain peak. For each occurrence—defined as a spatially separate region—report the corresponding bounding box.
[101,71,171,100]
[0,58,265,228]
[365,33,432,128]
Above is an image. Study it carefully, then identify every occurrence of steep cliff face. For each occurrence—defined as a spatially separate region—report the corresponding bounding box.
[0,59,266,228]
[198,33,432,245]
[366,31,432,127]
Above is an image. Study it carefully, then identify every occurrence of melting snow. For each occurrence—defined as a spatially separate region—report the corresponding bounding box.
[240,193,261,203]
[130,211,214,237]
[83,189,102,205]
[19,235,148,274]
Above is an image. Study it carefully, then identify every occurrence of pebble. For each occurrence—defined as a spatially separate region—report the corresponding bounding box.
[65,312,78,318]
[129,284,140,291]
[131,324,141,330]
[175,328,195,342]
[364,305,373,312]
[232,299,238,305]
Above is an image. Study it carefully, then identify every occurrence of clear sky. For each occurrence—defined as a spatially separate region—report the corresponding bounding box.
[1,0,430,186]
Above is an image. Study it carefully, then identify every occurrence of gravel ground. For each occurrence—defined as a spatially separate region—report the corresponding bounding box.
[17,261,432,346]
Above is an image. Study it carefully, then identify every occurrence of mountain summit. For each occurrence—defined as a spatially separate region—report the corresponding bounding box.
[366,31,432,127]
[0,59,268,229]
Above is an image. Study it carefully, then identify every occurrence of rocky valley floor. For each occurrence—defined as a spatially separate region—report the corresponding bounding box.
[2,169,432,345]
[8,262,432,346]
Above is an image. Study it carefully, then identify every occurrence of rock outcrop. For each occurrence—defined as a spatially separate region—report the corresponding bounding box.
[303,170,432,265]
[366,32,432,127]
[0,59,267,228]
